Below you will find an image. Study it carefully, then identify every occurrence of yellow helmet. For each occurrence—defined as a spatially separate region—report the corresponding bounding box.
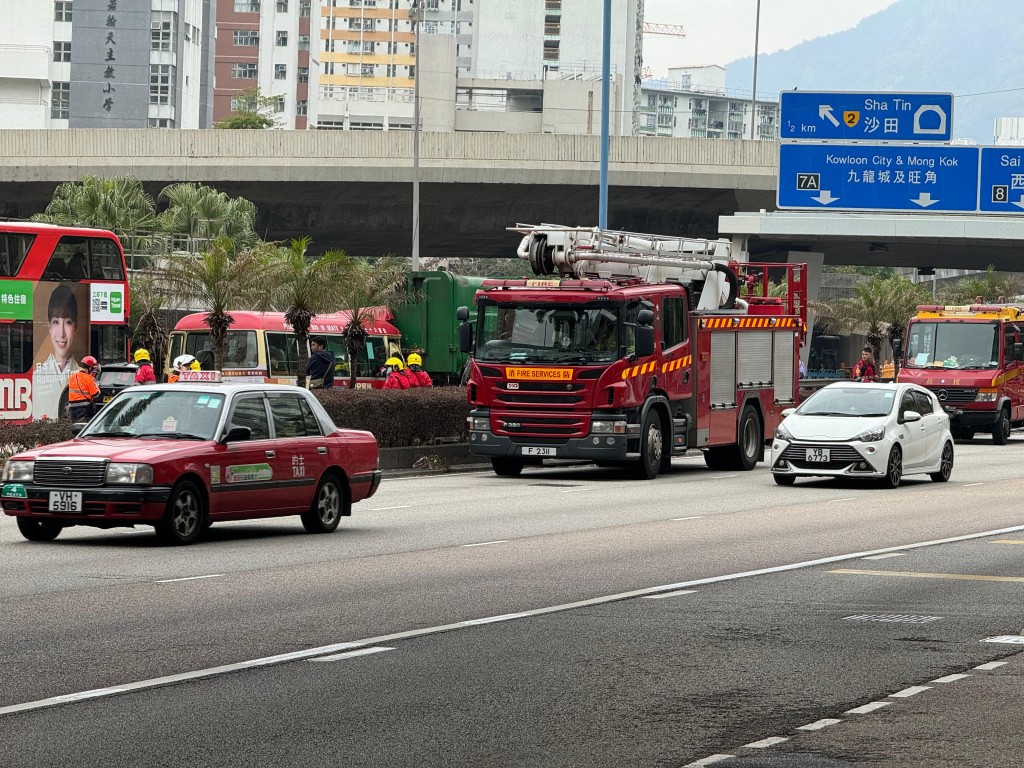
[407,353,423,367]
[133,348,150,363]
[385,356,404,370]
[190,360,201,370]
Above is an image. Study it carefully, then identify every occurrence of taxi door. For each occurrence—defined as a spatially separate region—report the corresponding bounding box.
[266,393,324,513]
[214,394,284,518]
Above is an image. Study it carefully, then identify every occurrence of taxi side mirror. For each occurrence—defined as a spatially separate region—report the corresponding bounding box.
[219,426,252,444]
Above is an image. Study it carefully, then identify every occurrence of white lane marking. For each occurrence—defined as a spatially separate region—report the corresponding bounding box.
[683,756,735,767]
[462,613,530,626]
[846,701,891,715]
[931,673,970,683]
[744,736,789,748]
[862,553,905,560]
[890,686,931,698]
[155,574,223,584]
[964,482,985,487]
[707,474,738,480]
[671,516,703,521]
[367,505,410,512]
[797,718,842,731]
[560,487,591,493]
[461,540,508,548]
[983,635,1024,644]
[642,589,698,599]
[309,646,394,662]
[829,497,856,503]
[975,661,1010,670]
[13,522,1024,718]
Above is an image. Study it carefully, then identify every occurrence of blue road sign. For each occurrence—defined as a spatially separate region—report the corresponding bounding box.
[780,91,953,142]
[979,147,1024,212]
[778,144,980,212]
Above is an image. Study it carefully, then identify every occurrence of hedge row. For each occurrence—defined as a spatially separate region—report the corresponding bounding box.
[314,387,471,448]
[0,419,75,461]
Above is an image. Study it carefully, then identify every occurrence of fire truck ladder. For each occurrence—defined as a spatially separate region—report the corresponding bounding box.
[510,223,739,310]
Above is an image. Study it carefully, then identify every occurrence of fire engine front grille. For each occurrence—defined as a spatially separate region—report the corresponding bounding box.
[33,460,107,488]
[925,388,978,405]
[493,381,587,407]
[494,413,587,439]
[782,443,863,470]
[498,393,584,405]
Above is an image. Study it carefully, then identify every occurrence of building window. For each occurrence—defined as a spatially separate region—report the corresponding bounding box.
[50,82,69,120]
[361,64,374,77]
[151,19,173,52]
[234,0,260,11]
[275,64,287,79]
[298,67,309,83]
[299,0,311,16]
[273,96,286,113]
[54,1,72,22]
[296,99,307,116]
[276,0,288,10]
[53,41,71,62]
[231,63,258,79]
[150,64,174,105]
[298,35,309,51]
[276,31,288,46]
[233,30,259,46]
[148,118,175,128]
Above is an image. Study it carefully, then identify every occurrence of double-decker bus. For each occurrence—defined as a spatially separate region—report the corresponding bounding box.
[166,310,402,389]
[0,222,130,422]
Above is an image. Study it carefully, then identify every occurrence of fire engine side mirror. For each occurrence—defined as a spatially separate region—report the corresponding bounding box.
[458,315,473,354]
[456,306,470,322]
[892,338,903,361]
[634,309,656,357]
[1014,342,1023,361]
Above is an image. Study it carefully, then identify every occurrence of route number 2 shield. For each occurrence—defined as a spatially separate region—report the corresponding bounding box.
[844,110,860,127]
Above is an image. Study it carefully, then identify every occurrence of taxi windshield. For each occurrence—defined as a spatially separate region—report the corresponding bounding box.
[83,390,226,440]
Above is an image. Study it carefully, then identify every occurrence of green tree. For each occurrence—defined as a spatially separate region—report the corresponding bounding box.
[128,274,170,378]
[214,87,277,129]
[266,237,348,388]
[157,183,260,250]
[938,265,1024,305]
[160,237,271,370]
[332,256,408,389]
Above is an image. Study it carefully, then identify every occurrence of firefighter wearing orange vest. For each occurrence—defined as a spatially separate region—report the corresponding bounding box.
[67,356,101,421]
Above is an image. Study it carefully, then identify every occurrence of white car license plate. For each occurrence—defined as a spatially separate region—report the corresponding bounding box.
[805,448,831,463]
[48,491,82,513]
[522,446,556,456]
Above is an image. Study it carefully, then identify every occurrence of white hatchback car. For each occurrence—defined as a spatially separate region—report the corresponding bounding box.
[770,382,954,488]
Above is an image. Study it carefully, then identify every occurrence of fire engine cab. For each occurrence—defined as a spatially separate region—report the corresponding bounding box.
[898,303,1024,443]
[457,224,807,479]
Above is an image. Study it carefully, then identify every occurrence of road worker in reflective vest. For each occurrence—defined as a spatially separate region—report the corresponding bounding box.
[67,355,101,421]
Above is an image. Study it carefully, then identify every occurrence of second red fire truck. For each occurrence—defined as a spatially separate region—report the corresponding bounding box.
[458,224,808,479]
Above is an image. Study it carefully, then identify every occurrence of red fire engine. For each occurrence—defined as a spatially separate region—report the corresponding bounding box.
[457,225,807,479]
[897,303,1024,443]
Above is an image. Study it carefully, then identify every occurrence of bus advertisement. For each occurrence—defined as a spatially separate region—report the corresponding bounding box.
[0,222,131,422]
[167,309,402,389]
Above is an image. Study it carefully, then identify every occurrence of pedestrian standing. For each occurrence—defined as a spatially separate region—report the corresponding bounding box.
[67,355,101,421]
[306,337,336,389]
[852,347,878,382]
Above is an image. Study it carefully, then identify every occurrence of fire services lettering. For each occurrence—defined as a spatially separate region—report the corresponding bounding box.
[0,377,32,420]
[225,463,273,483]
[506,367,574,381]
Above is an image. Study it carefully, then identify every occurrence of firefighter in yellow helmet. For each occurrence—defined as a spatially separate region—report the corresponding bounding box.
[406,352,432,387]
[381,357,410,390]
[133,348,156,385]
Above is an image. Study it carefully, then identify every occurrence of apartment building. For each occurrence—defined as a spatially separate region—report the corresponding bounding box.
[213,0,318,129]
[0,0,215,129]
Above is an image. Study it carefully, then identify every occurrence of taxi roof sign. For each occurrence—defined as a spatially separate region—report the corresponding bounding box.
[179,370,222,383]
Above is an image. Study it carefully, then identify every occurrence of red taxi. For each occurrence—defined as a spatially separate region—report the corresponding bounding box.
[1,381,381,545]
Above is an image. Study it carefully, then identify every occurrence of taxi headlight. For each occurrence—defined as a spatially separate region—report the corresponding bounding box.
[106,463,153,485]
[1,460,34,482]
[775,423,794,441]
[590,420,626,435]
[975,388,998,402]
[855,425,886,442]
[467,417,489,431]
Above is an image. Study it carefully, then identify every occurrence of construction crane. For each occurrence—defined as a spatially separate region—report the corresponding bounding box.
[642,22,686,38]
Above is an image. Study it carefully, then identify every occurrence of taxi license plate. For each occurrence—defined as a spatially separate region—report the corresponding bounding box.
[49,491,83,513]
[522,446,556,456]
[805,448,830,463]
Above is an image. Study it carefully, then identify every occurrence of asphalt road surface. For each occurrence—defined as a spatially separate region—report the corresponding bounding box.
[3,436,1024,767]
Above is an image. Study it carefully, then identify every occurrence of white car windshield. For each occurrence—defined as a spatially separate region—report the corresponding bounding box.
[797,387,896,417]
[83,390,226,440]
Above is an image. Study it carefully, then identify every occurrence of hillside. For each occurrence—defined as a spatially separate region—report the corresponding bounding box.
[724,0,1024,143]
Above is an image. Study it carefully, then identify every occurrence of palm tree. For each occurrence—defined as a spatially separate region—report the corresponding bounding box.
[157,183,260,252]
[938,265,1024,305]
[160,237,271,370]
[331,255,408,389]
[128,274,170,378]
[266,237,348,387]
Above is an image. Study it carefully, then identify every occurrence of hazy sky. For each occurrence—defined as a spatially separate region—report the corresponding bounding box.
[641,0,898,75]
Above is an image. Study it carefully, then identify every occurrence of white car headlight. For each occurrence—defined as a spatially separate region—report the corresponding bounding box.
[855,425,886,442]
[467,417,489,431]
[1,460,34,482]
[105,463,153,485]
[590,419,626,435]
[775,423,794,441]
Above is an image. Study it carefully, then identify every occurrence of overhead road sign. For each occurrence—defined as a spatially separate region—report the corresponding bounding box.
[979,148,1024,212]
[780,91,953,143]
[778,143,979,212]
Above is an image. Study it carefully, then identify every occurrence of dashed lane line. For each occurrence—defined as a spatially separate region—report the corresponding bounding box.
[155,574,223,584]
[845,701,892,715]
[683,756,735,767]
[797,718,842,731]
[744,736,789,748]
[642,589,697,600]
[309,647,394,662]
[931,673,971,683]
[461,540,508,548]
[975,661,1010,670]
[890,686,931,698]
[366,505,411,512]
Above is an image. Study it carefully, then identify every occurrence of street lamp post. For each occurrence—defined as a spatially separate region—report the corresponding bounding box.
[598,0,611,229]
[410,0,422,271]
[749,0,761,141]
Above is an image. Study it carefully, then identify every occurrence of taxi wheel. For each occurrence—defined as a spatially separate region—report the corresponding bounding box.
[302,474,347,534]
[156,480,205,545]
[16,517,63,542]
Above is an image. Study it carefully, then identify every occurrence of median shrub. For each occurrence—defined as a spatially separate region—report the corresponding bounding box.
[315,387,470,448]
[0,418,75,461]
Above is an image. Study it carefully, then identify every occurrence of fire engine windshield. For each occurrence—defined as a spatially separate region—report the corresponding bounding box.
[904,321,1000,370]
[476,303,631,363]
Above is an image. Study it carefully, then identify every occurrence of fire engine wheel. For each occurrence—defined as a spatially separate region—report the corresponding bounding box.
[492,458,525,477]
[155,480,205,545]
[734,407,763,471]
[930,441,954,483]
[881,445,903,489]
[633,410,664,480]
[16,517,63,542]
[992,408,1011,445]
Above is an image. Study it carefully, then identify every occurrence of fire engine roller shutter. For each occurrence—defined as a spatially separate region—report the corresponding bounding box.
[773,331,795,403]
[737,331,773,387]
[710,332,737,407]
